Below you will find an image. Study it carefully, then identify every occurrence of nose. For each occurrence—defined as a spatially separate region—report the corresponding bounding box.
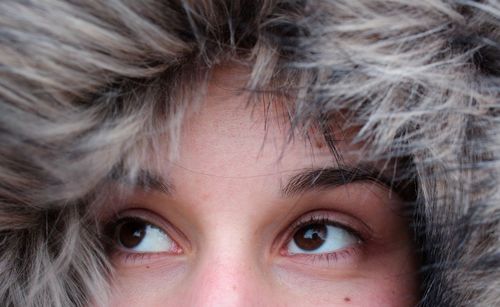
[182,223,267,307]
[185,250,264,307]
[180,238,274,307]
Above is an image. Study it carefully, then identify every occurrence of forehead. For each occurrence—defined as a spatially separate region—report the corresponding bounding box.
[102,69,397,224]
[171,68,358,180]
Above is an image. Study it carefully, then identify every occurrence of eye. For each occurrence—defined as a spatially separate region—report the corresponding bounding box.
[287,221,360,255]
[114,217,177,253]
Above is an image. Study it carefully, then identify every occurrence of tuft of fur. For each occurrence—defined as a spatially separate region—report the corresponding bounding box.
[0,1,499,306]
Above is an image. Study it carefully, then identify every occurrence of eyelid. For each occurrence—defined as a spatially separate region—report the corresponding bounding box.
[275,209,372,258]
[272,210,371,269]
[287,210,371,242]
[105,207,190,253]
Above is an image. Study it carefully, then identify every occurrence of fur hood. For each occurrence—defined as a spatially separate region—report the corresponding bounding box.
[0,0,499,306]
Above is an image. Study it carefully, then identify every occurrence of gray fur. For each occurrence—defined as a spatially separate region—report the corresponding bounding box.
[0,0,499,306]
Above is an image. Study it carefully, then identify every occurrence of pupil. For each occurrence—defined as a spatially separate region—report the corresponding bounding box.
[118,220,146,248]
[293,223,327,251]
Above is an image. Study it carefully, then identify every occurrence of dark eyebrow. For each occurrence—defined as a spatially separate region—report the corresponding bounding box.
[108,166,173,195]
[282,165,394,197]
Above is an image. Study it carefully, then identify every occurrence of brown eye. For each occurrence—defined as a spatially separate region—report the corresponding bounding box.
[293,223,327,251]
[117,219,147,248]
[287,221,359,254]
[113,218,175,253]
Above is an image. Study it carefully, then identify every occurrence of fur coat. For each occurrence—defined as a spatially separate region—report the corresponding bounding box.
[0,0,499,306]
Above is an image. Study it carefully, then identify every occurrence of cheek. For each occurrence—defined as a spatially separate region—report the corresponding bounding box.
[272,244,419,306]
[108,264,418,307]
[106,264,415,307]
[107,262,187,307]
[272,271,418,307]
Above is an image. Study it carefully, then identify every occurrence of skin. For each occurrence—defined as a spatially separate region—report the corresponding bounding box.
[102,68,419,306]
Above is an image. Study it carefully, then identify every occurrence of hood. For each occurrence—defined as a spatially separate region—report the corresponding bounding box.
[0,1,498,306]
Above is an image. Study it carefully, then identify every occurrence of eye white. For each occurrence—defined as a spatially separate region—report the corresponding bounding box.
[128,224,174,253]
[287,224,359,254]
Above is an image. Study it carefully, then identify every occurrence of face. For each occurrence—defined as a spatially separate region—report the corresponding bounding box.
[100,69,419,306]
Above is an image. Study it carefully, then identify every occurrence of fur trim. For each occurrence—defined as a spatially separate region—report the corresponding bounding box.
[0,1,498,306]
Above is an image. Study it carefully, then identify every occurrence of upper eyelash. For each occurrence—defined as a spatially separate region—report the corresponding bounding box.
[105,208,196,257]
[105,216,183,264]
[282,215,364,265]
[104,215,164,252]
[288,214,364,243]
[104,209,365,266]
[104,210,166,237]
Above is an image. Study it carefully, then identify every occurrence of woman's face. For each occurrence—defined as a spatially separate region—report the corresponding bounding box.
[102,70,419,306]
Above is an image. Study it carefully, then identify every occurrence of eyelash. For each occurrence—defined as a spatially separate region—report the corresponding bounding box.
[103,212,183,264]
[104,210,365,266]
[281,214,364,264]
[289,215,364,240]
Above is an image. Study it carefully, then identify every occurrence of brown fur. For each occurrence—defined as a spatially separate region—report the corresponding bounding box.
[0,1,499,306]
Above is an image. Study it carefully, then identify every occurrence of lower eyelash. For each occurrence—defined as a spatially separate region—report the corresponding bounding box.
[281,211,364,266]
[112,249,178,266]
[103,208,184,250]
[303,247,357,263]
[283,245,362,266]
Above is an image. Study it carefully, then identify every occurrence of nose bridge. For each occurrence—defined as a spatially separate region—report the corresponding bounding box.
[186,219,263,307]
[177,178,270,307]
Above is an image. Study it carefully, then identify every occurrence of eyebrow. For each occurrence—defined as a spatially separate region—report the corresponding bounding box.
[282,165,394,197]
[109,166,173,195]
[109,164,407,199]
